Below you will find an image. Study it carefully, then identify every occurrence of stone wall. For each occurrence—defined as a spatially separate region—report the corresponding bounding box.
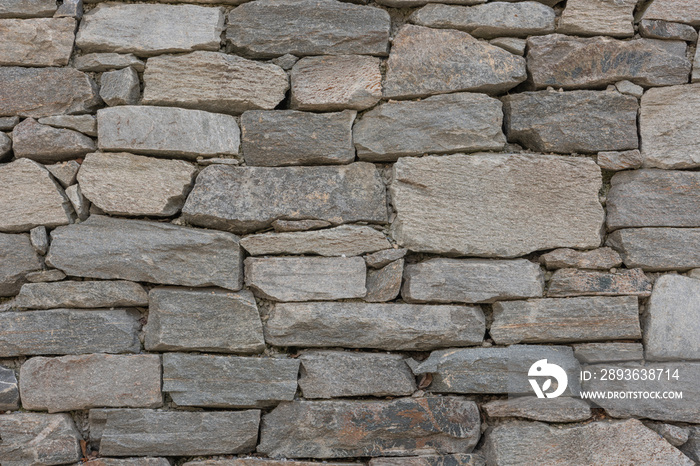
[1,0,699,464]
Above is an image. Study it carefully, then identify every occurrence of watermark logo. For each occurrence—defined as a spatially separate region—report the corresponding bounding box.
[528,359,568,399]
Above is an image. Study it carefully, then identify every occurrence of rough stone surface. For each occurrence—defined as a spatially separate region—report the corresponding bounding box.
[7,280,148,310]
[540,247,622,270]
[489,37,526,55]
[368,456,485,466]
[557,0,635,37]
[74,52,145,72]
[272,219,332,232]
[81,460,171,466]
[390,153,604,257]
[100,67,140,106]
[0,233,42,296]
[547,268,652,297]
[0,0,56,18]
[483,397,592,422]
[65,184,89,221]
[364,248,407,269]
[615,80,644,97]
[640,19,698,42]
[0,17,76,66]
[0,365,19,410]
[0,116,20,131]
[26,225,45,254]
[0,413,82,466]
[607,228,700,271]
[364,259,403,302]
[184,461,359,466]
[26,269,66,283]
[39,114,97,136]
[0,131,10,158]
[597,149,643,171]
[644,423,690,447]
[55,0,82,19]
[265,302,485,350]
[572,342,644,363]
[682,428,700,462]
[12,117,96,163]
[642,0,700,26]
[46,160,80,187]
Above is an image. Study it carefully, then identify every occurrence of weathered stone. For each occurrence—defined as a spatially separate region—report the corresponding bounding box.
[290,55,382,111]
[365,259,403,302]
[615,80,644,97]
[242,110,355,166]
[0,0,56,18]
[0,309,141,356]
[98,409,260,456]
[540,247,622,270]
[100,67,140,106]
[144,288,264,353]
[29,226,48,255]
[682,427,700,462]
[642,0,700,26]
[489,37,526,55]
[644,422,690,447]
[0,365,19,410]
[142,51,289,114]
[483,419,694,465]
[55,0,82,19]
[184,163,387,234]
[20,354,162,412]
[226,0,389,58]
[597,149,643,170]
[65,184,89,220]
[74,52,145,72]
[258,397,480,458]
[163,353,299,408]
[0,234,42,296]
[689,268,700,279]
[573,342,644,363]
[46,160,80,188]
[377,0,488,5]
[76,3,223,56]
[81,460,171,466]
[0,413,81,466]
[0,132,10,158]
[353,92,505,161]
[12,117,95,163]
[557,0,635,37]
[272,219,332,232]
[266,302,485,350]
[8,280,147,310]
[0,18,75,66]
[245,256,366,301]
[0,159,73,233]
[491,296,640,344]
[46,216,243,289]
[0,66,100,118]
[410,2,554,39]
[483,397,592,422]
[547,268,652,297]
[368,455,485,466]
[26,269,66,283]
[384,25,526,99]
[527,34,690,89]
[184,461,360,466]
[640,19,698,41]
[0,116,19,131]
[364,248,407,269]
[39,114,97,136]
[608,228,700,271]
[391,153,604,257]
[503,89,638,153]
[694,38,700,83]
[271,53,299,70]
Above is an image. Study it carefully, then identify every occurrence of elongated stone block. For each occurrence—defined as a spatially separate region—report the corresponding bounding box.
[7,280,147,310]
[0,413,82,466]
[573,342,644,363]
[0,0,57,18]
[539,247,622,270]
[547,268,652,297]
[0,17,75,66]
[483,397,592,422]
[607,228,700,271]
[557,0,636,37]
[12,118,95,163]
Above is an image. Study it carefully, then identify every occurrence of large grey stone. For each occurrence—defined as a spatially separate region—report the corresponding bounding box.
[503,89,638,153]
[368,456,485,466]
[226,0,389,58]
[183,163,386,234]
[390,153,604,257]
[0,0,56,18]
[539,247,622,270]
[639,19,698,41]
[557,0,636,37]
[7,280,148,310]
[383,25,526,99]
[572,342,644,363]
[0,233,42,296]
[12,117,95,163]
[38,114,97,136]
[402,258,543,304]
[482,397,592,422]
[353,92,505,162]
[99,67,140,106]
[547,268,652,297]
[364,259,403,302]
[642,0,700,26]
[0,17,75,66]
[46,216,243,289]
[258,398,481,458]
[0,365,19,410]
[0,413,82,466]
[163,353,299,408]
[491,296,641,344]
[265,302,485,350]
[142,51,289,114]
[74,52,145,72]
[607,228,700,271]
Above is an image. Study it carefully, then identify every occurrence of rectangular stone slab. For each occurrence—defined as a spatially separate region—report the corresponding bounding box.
[572,342,644,363]
[0,413,82,466]
[0,18,75,66]
[546,268,652,297]
[368,455,486,466]
[390,153,604,257]
[7,280,148,310]
[0,0,57,18]
[184,461,361,466]
[606,228,700,271]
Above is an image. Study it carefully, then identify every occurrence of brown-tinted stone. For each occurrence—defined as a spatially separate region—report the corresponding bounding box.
[364,259,403,302]
[642,0,700,26]
[547,268,652,297]
[640,19,698,42]
[12,117,95,163]
[0,413,82,466]
[368,455,485,466]
[0,0,57,18]
[0,233,42,296]
[483,397,592,422]
[540,247,622,270]
[607,228,700,271]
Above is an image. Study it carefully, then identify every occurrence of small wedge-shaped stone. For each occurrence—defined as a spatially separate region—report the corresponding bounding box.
[527,34,690,89]
[353,92,505,161]
[0,365,19,410]
[642,0,700,26]
[410,2,555,39]
[20,354,162,412]
[503,89,638,153]
[402,258,543,304]
[299,350,416,398]
[369,455,485,466]
[12,118,95,163]
[390,153,604,257]
[0,17,75,66]
[46,216,243,289]
[99,409,260,456]
[0,158,73,233]
[557,0,636,37]
[540,247,622,270]
[384,25,526,98]
[163,353,299,408]
[607,228,700,271]
[98,106,240,159]
[547,268,652,297]
[76,3,223,56]
[258,397,481,458]
[0,233,41,296]
[0,0,56,18]
[365,259,403,302]
[38,114,97,136]
[483,397,592,422]
[0,413,82,466]
[8,280,148,310]
[572,342,644,363]
[245,256,366,301]
[266,302,485,350]
[142,51,289,114]
[77,152,196,217]
[226,0,390,58]
[74,52,145,72]
[0,309,141,356]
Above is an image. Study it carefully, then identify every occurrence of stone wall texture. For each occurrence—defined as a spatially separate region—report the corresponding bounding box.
[1,0,699,464]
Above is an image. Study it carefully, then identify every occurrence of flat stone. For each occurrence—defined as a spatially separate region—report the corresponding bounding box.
[226,0,389,58]
[77,152,196,217]
[184,461,360,466]
[410,2,555,39]
[597,149,643,170]
[644,422,690,447]
[642,0,700,26]
[607,227,700,271]
[98,409,260,456]
[689,268,700,279]
[503,89,638,153]
[557,0,635,37]
[0,365,19,410]
[74,52,145,72]
[290,55,382,111]
[377,0,487,5]
[390,153,604,257]
[272,219,332,232]
[20,354,162,413]
[540,247,622,270]
[0,413,81,466]
[527,34,690,89]
[547,268,652,297]
[258,398,481,458]
[384,25,526,99]
[38,114,97,136]
[12,117,95,163]
[353,92,505,162]
[76,3,223,56]
[0,309,141,356]
[241,110,355,166]
[483,397,592,422]
[26,269,66,283]
[30,224,48,254]
[81,460,171,466]
[163,353,299,408]
[8,280,148,310]
[144,288,264,353]
[572,342,644,363]
[694,38,700,83]
[0,116,19,130]
[271,53,298,70]
[100,67,140,106]
[491,296,641,344]
[483,419,695,465]
[46,215,243,289]
[245,256,367,301]
[0,17,75,66]
[615,80,644,97]
[0,233,42,296]
[368,455,485,466]
[183,163,387,234]
[142,51,289,114]
[682,427,700,462]
[0,0,56,18]
[65,184,89,220]
[640,19,698,41]
[46,160,80,187]
[402,258,543,304]
[364,248,407,269]
[266,302,485,350]
[364,259,403,302]
[489,37,526,55]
